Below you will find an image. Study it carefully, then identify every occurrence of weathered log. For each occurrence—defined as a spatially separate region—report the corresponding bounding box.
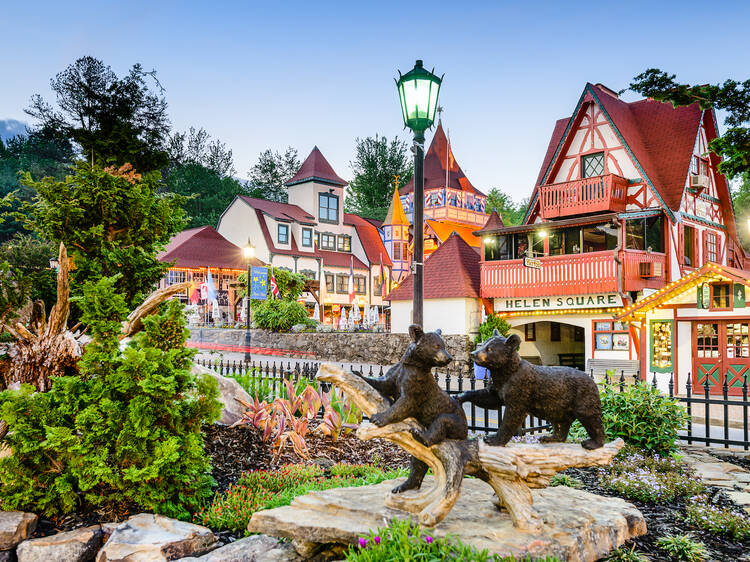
[316,363,623,531]
[46,242,70,337]
[120,281,191,339]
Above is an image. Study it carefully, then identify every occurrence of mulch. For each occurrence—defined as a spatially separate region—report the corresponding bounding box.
[562,466,750,562]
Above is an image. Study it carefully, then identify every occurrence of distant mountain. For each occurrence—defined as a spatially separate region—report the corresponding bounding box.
[0,119,27,142]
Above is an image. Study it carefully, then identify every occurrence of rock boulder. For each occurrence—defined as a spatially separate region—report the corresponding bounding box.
[176,535,300,561]
[0,512,38,551]
[192,364,251,425]
[16,525,102,562]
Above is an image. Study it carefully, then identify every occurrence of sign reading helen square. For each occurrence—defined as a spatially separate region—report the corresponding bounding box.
[495,293,623,312]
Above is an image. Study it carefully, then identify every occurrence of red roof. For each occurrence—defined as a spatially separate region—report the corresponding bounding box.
[402,123,484,196]
[319,250,368,271]
[159,227,264,270]
[253,208,322,258]
[535,83,702,213]
[344,213,393,267]
[285,146,347,187]
[475,209,505,235]
[387,232,480,300]
[239,196,316,225]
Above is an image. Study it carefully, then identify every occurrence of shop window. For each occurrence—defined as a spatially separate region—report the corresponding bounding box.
[301,228,313,247]
[650,320,673,372]
[594,321,629,351]
[319,193,339,223]
[683,225,696,266]
[525,324,536,341]
[325,273,334,292]
[646,215,664,253]
[704,231,718,264]
[354,275,366,294]
[549,230,564,256]
[277,224,289,244]
[625,216,663,253]
[338,235,351,252]
[550,322,561,342]
[530,231,546,257]
[320,233,336,250]
[484,235,512,261]
[336,274,348,293]
[166,270,186,286]
[563,227,581,254]
[711,283,731,309]
[727,323,750,359]
[515,234,529,258]
[582,152,605,178]
[574,326,584,342]
[582,224,617,253]
[696,323,719,358]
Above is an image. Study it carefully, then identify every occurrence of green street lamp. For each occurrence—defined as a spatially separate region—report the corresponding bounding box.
[396,60,442,328]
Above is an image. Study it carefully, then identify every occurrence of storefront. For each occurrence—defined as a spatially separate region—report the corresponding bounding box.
[617,263,750,396]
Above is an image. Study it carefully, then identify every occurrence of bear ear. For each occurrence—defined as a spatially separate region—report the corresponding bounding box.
[435,328,442,336]
[408,324,424,343]
[492,328,500,337]
[506,333,521,350]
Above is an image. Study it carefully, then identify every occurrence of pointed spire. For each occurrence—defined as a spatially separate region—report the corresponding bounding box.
[285,146,347,187]
[475,209,505,234]
[384,187,409,226]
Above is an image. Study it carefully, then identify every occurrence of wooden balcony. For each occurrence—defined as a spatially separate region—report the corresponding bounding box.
[539,174,628,219]
[622,251,667,292]
[481,251,619,298]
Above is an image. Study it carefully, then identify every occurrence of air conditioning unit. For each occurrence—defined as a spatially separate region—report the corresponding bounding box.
[639,262,663,278]
[690,174,709,191]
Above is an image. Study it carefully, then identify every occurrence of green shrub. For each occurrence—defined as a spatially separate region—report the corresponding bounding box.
[196,463,407,534]
[475,314,511,344]
[684,495,750,540]
[0,278,221,518]
[252,299,311,331]
[549,473,583,488]
[571,382,689,453]
[604,545,648,561]
[655,534,707,562]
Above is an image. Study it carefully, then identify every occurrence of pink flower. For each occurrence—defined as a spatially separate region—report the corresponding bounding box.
[424,535,434,544]
[373,535,381,545]
[358,538,368,548]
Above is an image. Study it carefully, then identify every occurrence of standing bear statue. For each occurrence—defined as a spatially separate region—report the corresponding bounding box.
[457,330,605,449]
[359,324,468,492]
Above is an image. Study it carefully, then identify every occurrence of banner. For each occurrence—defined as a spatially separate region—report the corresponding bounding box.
[250,266,268,300]
[495,293,623,312]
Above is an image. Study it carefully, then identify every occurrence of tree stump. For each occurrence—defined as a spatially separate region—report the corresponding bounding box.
[316,363,623,532]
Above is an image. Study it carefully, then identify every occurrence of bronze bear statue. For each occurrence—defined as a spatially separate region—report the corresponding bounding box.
[359,324,468,493]
[457,330,605,449]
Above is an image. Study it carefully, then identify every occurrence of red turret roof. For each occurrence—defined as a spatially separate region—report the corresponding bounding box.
[402,123,484,196]
[386,232,480,300]
[475,209,505,235]
[159,226,264,270]
[285,146,347,187]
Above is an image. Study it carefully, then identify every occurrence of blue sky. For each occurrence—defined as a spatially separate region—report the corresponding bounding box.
[2,1,749,201]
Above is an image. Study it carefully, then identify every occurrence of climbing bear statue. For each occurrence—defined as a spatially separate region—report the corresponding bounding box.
[359,324,468,492]
[457,330,605,449]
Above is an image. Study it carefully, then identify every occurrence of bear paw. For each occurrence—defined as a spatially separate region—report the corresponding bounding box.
[581,438,604,450]
[370,412,388,427]
[410,429,427,446]
[392,480,420,494]
[484,434,505,446]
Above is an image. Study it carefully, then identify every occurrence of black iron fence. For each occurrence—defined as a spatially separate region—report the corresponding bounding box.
[196,358,750,450]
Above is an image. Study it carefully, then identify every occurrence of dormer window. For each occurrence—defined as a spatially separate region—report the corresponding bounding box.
[277,224,289,245]
[301,228,313,247]
[320,233,336,250]
[319,193,339,224]
[338,235,351,252]
[582,152,605,178]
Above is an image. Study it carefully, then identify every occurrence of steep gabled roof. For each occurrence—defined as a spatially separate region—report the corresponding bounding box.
[285,146,347,187]
[319,250,369,271]
[425,220,481,248]
[474,209,505,235]
[239,196,316,225]
[344,212,393,267]
[253,208,321,258]
[158,226,264,270]
[402,123,484,196]
[383,187,409,226]
[387,232,480,301]
[529,83,703,222]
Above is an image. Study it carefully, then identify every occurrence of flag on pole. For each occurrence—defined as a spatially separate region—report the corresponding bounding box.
[348,255,355,304]
[269,267,280,299]
[189,280,200,304]
[206,268,217,301]
[379,253,387,297]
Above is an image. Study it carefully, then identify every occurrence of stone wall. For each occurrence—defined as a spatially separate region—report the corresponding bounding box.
[188,328,475,374]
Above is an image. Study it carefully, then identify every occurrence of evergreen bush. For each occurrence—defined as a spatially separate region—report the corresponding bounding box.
[475,314,511,344]
[0,277,221,518]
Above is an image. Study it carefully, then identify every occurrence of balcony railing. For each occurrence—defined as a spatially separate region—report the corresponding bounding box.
[622,251,667,292]
[481,251,619,298]
[539,174,628,219]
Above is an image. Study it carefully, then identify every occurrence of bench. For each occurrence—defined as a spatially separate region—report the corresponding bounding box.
[586,358,640,383]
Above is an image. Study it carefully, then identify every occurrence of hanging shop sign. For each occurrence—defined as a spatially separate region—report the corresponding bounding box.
[250,266,268,300]
[523,257,542,270]
[495,293,623,312]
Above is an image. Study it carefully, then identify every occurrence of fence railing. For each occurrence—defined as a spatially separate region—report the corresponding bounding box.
[197,358,750,451]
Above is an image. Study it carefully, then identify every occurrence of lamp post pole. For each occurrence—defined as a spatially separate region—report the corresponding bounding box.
[412,131,425,327]
[245,260,251,332]
[242,241,255,363]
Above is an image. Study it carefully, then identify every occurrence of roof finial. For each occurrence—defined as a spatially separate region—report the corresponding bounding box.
[436,106,443,124]
[393,174,400,190]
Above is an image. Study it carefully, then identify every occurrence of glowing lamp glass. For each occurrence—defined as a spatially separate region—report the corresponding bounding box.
[243,244,255,259]
[396,60,442,133]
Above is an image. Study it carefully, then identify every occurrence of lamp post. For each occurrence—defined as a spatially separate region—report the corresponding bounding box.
[242,240,255,362]
[396,59,442,327]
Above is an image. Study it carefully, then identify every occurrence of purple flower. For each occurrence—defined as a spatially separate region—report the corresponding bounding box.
[373,536,381,545]
[358,538,368,548]
[424,535,434,544]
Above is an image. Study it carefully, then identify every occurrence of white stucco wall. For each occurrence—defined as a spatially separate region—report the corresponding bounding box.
[390,298,481,335]
[217,198,269,263]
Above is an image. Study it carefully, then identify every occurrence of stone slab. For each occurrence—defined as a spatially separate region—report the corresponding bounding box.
[247,477,646,562]
[176,535,301,561]
[16,525,102,562]
[0,512,38,551]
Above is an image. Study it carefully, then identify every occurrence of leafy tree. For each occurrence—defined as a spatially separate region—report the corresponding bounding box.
[475,314,512,344]
[0,279,221,518]
[627,69,750,180]
[237,268,311,331]
[0,132,73,241]
[16,162,186,313]
[731,174,750,250]
[167,127,235,177]
[26,56,170,172]
[486,188,526,226]
[0,234,56,310]
[345,135,413,221]
[247,147,300,203]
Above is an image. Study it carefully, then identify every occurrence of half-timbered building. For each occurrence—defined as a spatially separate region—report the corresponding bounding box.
[478,82,749,386]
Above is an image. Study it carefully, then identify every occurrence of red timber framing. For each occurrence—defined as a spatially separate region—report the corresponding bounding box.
[539,174,628,219]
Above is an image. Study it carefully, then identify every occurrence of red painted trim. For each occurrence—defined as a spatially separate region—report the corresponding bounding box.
[673,309,679,391]
[186,341,316,358]
[639,320,647,380]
